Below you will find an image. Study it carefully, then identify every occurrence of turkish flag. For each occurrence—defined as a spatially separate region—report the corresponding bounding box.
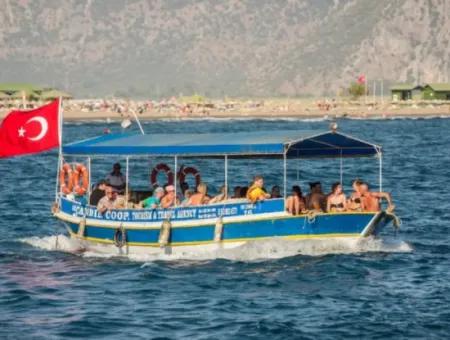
[0,99,60,158]
[357,74,366,84]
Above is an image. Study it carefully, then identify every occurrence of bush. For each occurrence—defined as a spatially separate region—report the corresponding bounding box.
[348,82,366,99]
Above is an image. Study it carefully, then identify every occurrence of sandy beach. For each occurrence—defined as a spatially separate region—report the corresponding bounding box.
[2,98,450,121]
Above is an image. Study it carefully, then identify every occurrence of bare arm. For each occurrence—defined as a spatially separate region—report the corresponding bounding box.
[326,196,331,212]
[97,202,107,214]
[342,194,348,211]
[372,192,394,207]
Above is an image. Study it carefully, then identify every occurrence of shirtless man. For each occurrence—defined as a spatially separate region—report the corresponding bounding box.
[360,182,395,212]
[160,185,179,208]
[305,182,327,212]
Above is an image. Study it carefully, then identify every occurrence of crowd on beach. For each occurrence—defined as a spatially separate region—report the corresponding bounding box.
[83,163,394,215]
[62,98,265,117]
[2,96,450,120]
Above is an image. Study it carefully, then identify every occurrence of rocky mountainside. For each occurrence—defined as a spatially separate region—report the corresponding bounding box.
[0,0,449,98]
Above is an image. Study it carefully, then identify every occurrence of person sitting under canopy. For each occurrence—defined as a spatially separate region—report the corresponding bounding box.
[106,163,126,191]
[326,182,347,212]
[360,182,395,212]
[188,183,211,206]
[89,179,107,206]
[209,185,227,204]
[140,187,165,209]
[246,175,270,203]
[270,185,282,198]
[347,179,364,211]
[286,185,306,215]
[97,185,118,213]
[160,185,179,208]
[305,182,326,212]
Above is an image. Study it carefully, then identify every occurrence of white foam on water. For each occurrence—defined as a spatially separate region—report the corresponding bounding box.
[20,235,86,253]
[20,234,412,263]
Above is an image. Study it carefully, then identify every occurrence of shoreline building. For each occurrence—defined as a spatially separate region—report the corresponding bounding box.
[391,83,450,101]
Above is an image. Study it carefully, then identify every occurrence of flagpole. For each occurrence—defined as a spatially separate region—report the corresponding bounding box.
[54,97,63,202]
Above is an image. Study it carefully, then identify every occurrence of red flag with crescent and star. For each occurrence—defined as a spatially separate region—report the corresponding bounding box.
[0,99,60,158]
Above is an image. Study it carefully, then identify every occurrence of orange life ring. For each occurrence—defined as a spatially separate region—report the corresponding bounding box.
[73,163,89,195]
[150,163,174,188]
[178,166,201,188]
[59,163,73,195]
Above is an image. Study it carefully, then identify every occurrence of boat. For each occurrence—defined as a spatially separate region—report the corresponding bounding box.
[52,126,398,255]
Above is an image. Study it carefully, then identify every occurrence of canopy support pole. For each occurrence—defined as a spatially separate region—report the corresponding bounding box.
[224,155,228,198]
[340,150,343,184]
[283,151,287,201]
[87,156,91,202]
[125,156,129,203]
[55,153,62,202]
[378,151,383,192]
[174,156,178,206]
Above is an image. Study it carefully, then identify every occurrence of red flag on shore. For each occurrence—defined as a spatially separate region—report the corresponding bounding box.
[0,99,60,158]
[357,74,366,84]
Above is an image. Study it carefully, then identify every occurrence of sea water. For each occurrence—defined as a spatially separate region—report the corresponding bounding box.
[0,118,449,339]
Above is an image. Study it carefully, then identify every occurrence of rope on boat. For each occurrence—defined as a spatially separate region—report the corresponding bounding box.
[307,210,317,224]
[114,223,127,248]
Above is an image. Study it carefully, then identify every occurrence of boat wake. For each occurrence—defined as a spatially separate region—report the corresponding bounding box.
[20,235,412,262]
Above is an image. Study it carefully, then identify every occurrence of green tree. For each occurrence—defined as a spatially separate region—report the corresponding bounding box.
[348,82,366,99]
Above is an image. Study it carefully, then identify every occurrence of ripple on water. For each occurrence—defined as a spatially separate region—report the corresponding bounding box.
[1,119,449,339]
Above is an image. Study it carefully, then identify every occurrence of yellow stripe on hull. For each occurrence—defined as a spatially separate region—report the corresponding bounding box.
[72,232,361,248]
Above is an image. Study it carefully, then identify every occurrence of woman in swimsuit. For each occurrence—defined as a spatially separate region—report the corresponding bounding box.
[347,179,364,211]
[187,182,211,206]
[327,182,347,212]
[286,185,306,215]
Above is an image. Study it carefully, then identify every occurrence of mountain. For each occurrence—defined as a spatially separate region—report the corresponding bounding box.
[0,0,449,98]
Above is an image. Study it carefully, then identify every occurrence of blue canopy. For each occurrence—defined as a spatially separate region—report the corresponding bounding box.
[63,130,381,158]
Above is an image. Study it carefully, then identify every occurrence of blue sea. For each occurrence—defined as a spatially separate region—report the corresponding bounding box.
[0,117,449,339]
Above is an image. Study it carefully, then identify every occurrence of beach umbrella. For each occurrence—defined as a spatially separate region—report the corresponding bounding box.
[40,90,73,100]
[8,89,39,100]
[0,92,10,101]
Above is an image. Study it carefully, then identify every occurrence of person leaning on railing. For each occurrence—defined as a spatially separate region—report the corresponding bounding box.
[246,175,270,203]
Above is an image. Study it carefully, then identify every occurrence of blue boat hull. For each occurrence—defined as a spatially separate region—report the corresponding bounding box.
[54,197,394,249]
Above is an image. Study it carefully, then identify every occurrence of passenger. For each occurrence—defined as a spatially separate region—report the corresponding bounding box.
[347,179,364,211]
[246,176,270,203]
[360,182,395,212]
[141,187,165,209]
[113,193,127,209]
[286,185,306,215]
[305,182,326,212]
[160,185,179,208]
[89,179,108,206]
[327,182,347,212]
[188,183,211,206]
[240,186,248,198]
[209,185,227,204]
[97,185,117,213]
[181,189,194,206]
[270,185,282,198]
[231,186,241,199]
[106,163,126,191]
[179,182,189,201]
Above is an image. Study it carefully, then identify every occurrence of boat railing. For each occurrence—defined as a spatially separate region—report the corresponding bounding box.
[59,196,286,223]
